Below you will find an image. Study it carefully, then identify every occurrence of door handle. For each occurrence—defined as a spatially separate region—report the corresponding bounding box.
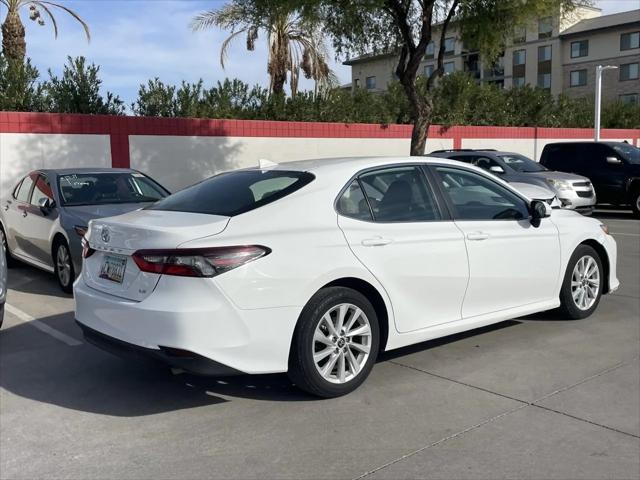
[3,205,8,211]
[361,237,393,247]
[466,231,490,241]
[22,211,28,218]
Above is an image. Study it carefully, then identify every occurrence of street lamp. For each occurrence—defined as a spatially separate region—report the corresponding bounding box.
[594,65,618,142]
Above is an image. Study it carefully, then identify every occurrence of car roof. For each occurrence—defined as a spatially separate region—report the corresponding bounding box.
[39,168,137,175]
[544,141,626,147]
[250,156,475,176]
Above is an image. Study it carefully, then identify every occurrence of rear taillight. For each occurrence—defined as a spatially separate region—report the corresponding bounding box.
[131,246,270,277]
[81,237,95,259]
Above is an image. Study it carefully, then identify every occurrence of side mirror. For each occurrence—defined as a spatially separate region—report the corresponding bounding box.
[489,165,505,174]
[38,197,53,215]
[606,156,622,165]
[530,200,551,227]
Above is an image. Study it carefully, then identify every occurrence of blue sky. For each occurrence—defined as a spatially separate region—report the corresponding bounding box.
[1,0,636,105]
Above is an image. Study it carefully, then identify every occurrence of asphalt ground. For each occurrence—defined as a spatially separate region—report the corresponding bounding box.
[1,210,638,479]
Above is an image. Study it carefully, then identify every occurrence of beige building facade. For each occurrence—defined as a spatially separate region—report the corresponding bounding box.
[344,7,640,104]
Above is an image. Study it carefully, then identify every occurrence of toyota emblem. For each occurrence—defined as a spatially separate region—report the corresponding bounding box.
[101,227,110,243]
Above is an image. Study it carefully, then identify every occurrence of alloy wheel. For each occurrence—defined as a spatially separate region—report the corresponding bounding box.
[56,244,72,287]
[312,303,372,384]
[571,255,600,311]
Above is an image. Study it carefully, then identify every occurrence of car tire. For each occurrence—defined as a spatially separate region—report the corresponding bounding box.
[630,188,640,219]
[0,226,17,268]
[558,245,604,320]
[288,287,380,398]
[53,239,75,294]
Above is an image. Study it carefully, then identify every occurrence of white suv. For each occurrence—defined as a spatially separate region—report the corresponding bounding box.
[75,157,618,397]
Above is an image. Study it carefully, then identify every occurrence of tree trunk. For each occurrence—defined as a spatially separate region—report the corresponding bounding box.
[2,10,26,64]
[401,78,433,156]
[271,70,287,95]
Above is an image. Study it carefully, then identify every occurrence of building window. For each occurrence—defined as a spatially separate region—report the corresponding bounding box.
[570,69,587,87]
[513,76,526,87]
[513,49,526,66]
[538,17,553,39]
[538,45,552,62]
[570,40,588,58]
[620,31,640,51]
[424,64,434,77]
[353,78,360,88]
[619,93,638,105]
[444,37,455,55]
[444,62,455,75]
[620,63,639,81]
[365,76,376,89]
[537,73,551,89]
[513,26,526,44]
[425,42,435,59]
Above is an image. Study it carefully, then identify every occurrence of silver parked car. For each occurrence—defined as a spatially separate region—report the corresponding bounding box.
[0,168,170,293]
[0,237,6,328]
[429,150,596,214]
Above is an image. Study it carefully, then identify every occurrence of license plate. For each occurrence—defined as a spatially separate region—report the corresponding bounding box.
[99,254,127,284]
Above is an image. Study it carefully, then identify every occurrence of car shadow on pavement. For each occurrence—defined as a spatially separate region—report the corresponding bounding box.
[0,313,318,417]
[7,264,71,299]
[378,320,522,362]
[594,206,637,220]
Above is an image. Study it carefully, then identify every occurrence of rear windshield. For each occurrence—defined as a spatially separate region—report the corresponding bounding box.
[58,173,169,206]
[148,169,315,216]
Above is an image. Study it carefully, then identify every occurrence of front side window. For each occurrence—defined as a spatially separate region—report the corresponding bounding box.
[58,172,169,207]
[435,167,528,221]
[30,174,54,206]
[358,166,441,222]
[336,181,372,221]
[620,63,639,81]
[570,69,587,87]
[538,17,553,39]
[365,76,376,89]
[611,143,640,165]
[15,175,34,203]
[571,40,588,58]
[620,31,640,51]
[149,170,314,216]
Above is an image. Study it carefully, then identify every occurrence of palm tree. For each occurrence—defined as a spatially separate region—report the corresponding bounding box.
[1,0,90,63]
[192,2,335,96]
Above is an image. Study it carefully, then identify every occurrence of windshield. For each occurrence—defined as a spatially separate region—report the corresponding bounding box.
[148,169,315,216]
[612,143,640,164]
[58,172,169,206]
[497,154,547,173]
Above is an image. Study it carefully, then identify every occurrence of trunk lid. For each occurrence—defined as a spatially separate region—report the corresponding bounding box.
[82,210,230,301]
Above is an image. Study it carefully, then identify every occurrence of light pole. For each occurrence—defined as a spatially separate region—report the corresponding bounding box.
[594,65,618,142]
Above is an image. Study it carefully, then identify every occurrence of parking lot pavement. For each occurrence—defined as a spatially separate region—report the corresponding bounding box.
[1,213,638,480]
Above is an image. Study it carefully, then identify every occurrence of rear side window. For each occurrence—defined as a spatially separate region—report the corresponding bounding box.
[15,175,34,202]
[337,181,372,221]
[357,166,441,222]
[541,145,576,169]
[149,170,314,216]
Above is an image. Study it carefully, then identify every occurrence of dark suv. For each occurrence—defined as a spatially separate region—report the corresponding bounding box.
[540,142,640,217]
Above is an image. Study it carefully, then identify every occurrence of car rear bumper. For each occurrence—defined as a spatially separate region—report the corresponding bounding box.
[77,321,242,376]
[74,275,302,375]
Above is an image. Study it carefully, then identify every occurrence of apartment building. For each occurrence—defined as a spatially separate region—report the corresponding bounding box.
[344,6,640,104]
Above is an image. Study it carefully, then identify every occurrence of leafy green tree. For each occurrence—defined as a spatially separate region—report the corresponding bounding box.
[1,0,90,64]
[44,56,124,115]
[191,0,335,96]
[306,0,593,155]
[0,54,46,110]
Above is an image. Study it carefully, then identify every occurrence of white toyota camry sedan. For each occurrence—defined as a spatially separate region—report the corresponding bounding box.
[75,157,619,397]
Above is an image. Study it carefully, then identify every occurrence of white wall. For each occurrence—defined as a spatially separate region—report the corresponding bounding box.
[0,133,111,198]
[130,135,453,192]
